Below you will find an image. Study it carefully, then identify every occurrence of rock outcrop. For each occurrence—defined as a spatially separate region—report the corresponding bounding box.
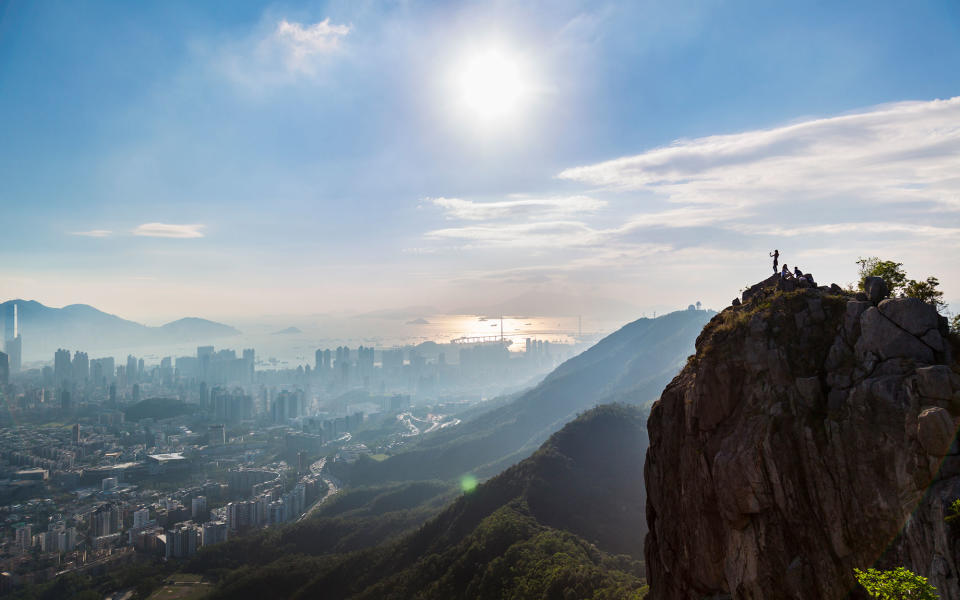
[645,281,960,599]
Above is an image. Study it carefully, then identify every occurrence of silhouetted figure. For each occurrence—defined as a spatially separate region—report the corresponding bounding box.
[794,266,803,278]
[781,264,790,278]
[770,249,779,273]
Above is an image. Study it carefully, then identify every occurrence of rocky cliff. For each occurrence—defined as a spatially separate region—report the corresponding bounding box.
[644,280,960,599]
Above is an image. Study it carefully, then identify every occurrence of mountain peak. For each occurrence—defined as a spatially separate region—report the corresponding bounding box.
[645,281,959,598]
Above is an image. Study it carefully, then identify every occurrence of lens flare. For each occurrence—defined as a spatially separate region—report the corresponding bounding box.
[460,473,478,494]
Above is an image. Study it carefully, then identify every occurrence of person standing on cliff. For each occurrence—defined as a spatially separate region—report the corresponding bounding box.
[770,249,779,273]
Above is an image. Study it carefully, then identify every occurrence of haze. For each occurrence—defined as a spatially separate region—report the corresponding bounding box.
[2,1,959,323]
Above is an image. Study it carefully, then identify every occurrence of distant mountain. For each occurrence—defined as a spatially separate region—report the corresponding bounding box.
[340,307,713,486]
[193,404,649,600]
[271,326,302,335]
[453,290,641,319]
[0,299,240,361]
[160,317,242,339]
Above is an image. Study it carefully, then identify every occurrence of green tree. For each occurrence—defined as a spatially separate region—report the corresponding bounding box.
[951,314,960,336]
[945,499,960,524]
[903,277,945,310]
[854,567,939,600]
[857,257,907,296]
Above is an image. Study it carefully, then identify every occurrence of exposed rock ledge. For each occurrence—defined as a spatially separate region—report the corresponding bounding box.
[645,279,959,599]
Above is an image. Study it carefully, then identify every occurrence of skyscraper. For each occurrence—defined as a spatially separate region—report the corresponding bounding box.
[3,304,22,374]
[126,355,138,384]
[0,351,8,386]
[54,349,72,383]
[72,351,89,383]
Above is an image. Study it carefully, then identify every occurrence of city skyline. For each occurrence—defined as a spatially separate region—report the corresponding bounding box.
[2,1,959,322]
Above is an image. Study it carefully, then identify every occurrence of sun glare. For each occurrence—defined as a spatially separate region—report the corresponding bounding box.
[451,44,533,125]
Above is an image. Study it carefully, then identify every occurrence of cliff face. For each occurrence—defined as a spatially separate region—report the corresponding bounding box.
[644,283,960,599]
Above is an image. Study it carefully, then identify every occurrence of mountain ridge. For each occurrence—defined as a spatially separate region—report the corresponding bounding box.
[339,308,713,486]
[0,299,241,361]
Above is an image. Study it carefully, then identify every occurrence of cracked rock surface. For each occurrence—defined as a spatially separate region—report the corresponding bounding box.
[645,281,960,599]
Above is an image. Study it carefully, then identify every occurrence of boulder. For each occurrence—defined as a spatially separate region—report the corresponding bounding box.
[878,297,941,337]
[864,276,888,304]
[918,407,956,457]
[855,307,934,363]
[777,277,797,292]
[742,274,781,303]
[917,365,955,401]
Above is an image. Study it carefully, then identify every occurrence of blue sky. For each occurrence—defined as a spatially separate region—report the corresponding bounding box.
[1,0,959,322]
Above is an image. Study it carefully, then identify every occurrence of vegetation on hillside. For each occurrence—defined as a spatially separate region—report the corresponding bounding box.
[184,404,650,599]
[337,310,711,487]
[856,257,945,309]
[123,397,198,421]
[854,567,939,600]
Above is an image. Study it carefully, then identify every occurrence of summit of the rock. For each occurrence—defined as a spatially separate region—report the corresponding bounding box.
[645,280,960,599]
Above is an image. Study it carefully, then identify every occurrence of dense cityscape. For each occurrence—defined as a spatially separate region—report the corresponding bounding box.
[0,301,578,592]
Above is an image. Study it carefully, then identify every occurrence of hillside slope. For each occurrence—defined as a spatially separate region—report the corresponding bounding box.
[344,309,712,485]
[645,282,960,598]
[201,404,649,600]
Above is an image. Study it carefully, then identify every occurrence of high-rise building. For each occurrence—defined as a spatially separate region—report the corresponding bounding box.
[72,423,81,444]
[165,523,201,558]
[72,351,89,383]
[54,349,72,383]
[191,496,208,521]
[132,508,150,530]
[0,351,8,386]
[14,524,32,552]
[126,355,138,384]
[91,357,115,385]
[92,503,121,537]
[242,349,255,382]
[3,304,22,373]
[201,521,228,546]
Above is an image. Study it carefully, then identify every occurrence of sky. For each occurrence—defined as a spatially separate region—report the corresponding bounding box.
[1,0,959,324]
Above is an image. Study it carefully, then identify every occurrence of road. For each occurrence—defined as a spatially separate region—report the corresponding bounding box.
[298,457,340,521]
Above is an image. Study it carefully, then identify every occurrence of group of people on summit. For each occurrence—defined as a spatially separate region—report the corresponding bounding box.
[769,249,816,287]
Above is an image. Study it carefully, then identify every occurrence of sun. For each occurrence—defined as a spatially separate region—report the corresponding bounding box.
[450,44,534,125]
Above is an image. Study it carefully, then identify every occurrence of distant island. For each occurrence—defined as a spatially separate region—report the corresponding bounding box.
[405,318,430,325]
[272,326,303,335]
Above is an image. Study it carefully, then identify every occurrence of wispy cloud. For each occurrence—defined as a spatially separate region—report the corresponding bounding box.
[429,195,606,221]
[426,221,604,248]
[70,230,113,238]
[133,223,206,239]
[731,222,960,238]
[558,97,960,211]
[214,17,351,87]
[274,19,350,72]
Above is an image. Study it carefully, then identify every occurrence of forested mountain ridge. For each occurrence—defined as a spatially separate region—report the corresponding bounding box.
[200,404,649,599]
[341,309,713,486]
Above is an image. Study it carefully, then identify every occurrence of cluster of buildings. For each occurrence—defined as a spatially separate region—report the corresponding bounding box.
[0,300,588,594]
